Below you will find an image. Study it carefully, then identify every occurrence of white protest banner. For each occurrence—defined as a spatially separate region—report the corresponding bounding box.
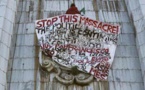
[35,14,120,80]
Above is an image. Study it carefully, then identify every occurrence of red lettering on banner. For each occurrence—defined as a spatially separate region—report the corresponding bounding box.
[59,14,78,23]
[36,17,58,28]
[36,21,42,27]
[36,14,119,34]
[64,15,70,22]
[112,26,119,34]
[41,20,47,27]
[93,21,99,27]
[72,15,78,22]
[85,18,90,25]
[80,16,86,23]
[52,17,58,24]
[108,25,113,33]
[97,22,102,30]
[73,56,109,64]
[35,14,120,81]
[86,48,92,53]
[41,43,51,50]
[36,20,47,27]
[87,18,94,26]
[46,20,52,26]
[54,43,109,55]
[89,67,100,79]
[102,24,108,32]
[59,15,64,22]
[89,62,110,80]
[79,15,119,34]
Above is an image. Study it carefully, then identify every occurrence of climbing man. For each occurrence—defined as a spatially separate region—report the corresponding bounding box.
[66,3,80,14]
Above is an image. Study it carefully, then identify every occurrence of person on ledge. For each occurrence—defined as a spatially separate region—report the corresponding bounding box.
[66,3,80,14]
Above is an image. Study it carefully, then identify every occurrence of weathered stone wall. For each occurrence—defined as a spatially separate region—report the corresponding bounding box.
[125,0,145,89]
[0,0,18,90]
[97,0,143,90]
[1,0,144,90]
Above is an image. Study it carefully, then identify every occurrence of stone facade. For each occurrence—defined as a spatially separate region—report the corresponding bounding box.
[0,0,144,90]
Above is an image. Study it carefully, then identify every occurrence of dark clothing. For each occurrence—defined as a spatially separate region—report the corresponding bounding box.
[66,6,80,14]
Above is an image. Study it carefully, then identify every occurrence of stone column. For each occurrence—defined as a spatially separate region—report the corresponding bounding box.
[0,0,18,90]
[125,0,145,89]
[137,0,145,89]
